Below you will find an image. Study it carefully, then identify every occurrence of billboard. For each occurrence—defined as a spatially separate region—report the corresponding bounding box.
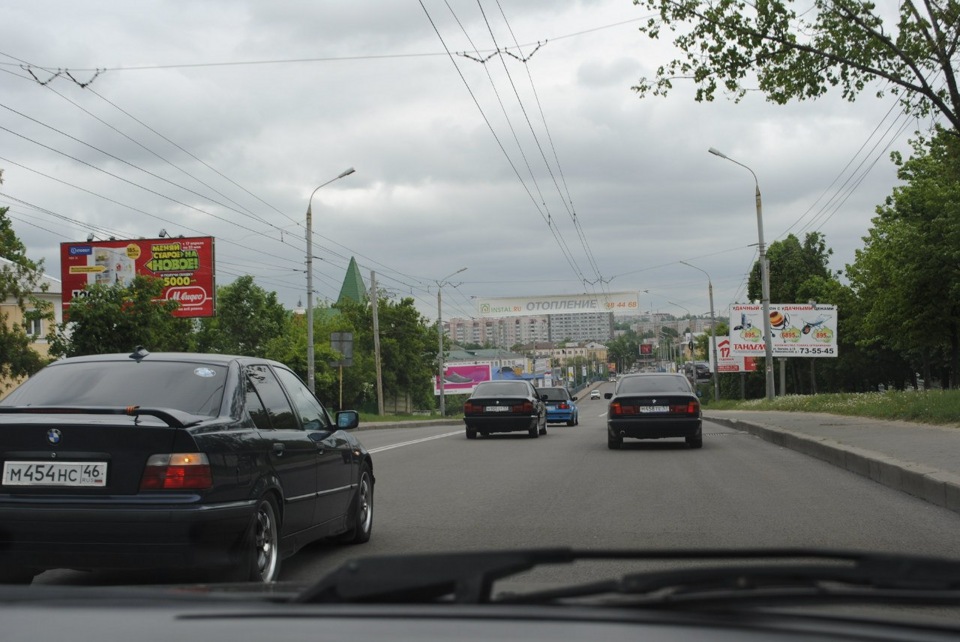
[61,237,215,318]
[434,363,492,396]
[710,338,758,373]
[729,304,838,357]
[477,291,639,318]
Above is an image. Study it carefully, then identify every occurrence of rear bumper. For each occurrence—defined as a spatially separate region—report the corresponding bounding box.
[545,409,574,423]
[464,416,539,433]
[0,498,256,571]
[608,417,702,440]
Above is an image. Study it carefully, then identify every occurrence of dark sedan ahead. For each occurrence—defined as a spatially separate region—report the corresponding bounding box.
[463,380,546,439]
[0,349,374,584]
[604,373,702,450]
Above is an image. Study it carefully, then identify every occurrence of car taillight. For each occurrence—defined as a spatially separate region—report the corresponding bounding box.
[610,403,637,416]
[464,401,481,415]
[558,402,569,410]
[512,401,534,413]
[140,453,212,490]
[669,401,700,415]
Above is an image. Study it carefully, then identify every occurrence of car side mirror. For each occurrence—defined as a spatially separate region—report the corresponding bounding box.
[571,396,578,401]
[540,394,549,401]
[336,410,360,430]
[604,392,613,399]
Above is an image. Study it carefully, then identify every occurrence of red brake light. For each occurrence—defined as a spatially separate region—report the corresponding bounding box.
[512,401,534,413]
[610,402,637,416]
[140,453,212,490]
[464,401,481,415]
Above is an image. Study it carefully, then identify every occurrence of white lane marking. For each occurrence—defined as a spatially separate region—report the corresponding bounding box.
[368,430,462,453]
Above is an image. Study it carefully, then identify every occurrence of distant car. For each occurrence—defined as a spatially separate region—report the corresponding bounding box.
[604,373,702,450]
[539,387,579,426]
[0,348,373,584]
[590,389,601,399]
[683,361,712,382]
[463,380,547,439]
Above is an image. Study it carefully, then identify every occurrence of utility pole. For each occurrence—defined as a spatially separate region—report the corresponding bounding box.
[370,271,384,415]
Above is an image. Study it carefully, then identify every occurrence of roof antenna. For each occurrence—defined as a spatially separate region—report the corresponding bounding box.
[129,346,150,361]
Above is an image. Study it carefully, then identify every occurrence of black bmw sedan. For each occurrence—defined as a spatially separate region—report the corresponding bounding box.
[0,348,374,584]
[604,373,702,450]
[463,380,546,439]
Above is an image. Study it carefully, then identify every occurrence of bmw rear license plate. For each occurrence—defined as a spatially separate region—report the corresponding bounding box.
[3,461,107,487]
[485,406,509,412]
[639,406,669,413]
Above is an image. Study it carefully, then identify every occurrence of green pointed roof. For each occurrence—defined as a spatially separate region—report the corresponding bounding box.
[338,257,367,304]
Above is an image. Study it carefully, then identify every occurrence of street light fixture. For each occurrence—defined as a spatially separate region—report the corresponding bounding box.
[680,261,720,401]
[708,147,775,400]
[437,267,467,416]
[305,167,356,392]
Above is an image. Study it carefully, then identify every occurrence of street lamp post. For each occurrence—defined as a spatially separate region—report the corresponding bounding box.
[667,301,692,373]
[680,261,720,401]
[306,167,355,392]
[437,267,467,416]
[709,147,775,401]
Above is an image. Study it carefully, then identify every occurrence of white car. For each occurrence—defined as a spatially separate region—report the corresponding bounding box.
[590,389,601,399]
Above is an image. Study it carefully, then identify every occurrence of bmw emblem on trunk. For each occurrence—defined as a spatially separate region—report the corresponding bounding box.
[46,428,62,445]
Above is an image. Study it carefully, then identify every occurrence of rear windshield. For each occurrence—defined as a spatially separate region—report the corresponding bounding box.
[1,360,228,417]
[539,388,571,401]
[617,375,692,394]
[472,382,530,397]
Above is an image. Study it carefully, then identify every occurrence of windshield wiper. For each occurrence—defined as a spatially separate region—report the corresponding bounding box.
[296,548,960,606]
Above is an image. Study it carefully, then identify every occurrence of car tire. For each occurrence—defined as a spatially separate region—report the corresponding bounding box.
[529,423,539,438]
[539,423,547,435]
[341,462,374,545]
[607,434,622,450]
[232,493,281,583]
[466,427,477,439]
[566,417,575,426]
[686,434,703,449]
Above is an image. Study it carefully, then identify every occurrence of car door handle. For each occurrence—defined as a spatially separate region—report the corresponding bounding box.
[272,443,285,456]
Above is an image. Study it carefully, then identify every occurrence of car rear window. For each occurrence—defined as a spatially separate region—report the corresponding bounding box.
[539,388,571,401]
[1,360,228,417]
[617,375,692,394]
[473,382,530,397]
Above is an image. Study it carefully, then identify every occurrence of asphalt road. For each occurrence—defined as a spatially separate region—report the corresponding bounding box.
[36,391,960,587]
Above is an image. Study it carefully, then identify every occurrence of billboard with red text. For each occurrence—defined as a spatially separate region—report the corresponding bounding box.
[60,236,215,318]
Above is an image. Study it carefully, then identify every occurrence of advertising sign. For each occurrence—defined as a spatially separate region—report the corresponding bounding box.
[728,304,838,357]
[710,338,758,373]
[61,237,215,318]
[477,291,639,318]
[434,363,492,396]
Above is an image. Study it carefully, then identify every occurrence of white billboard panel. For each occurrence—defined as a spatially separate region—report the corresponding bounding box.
[729,304,838,357]
[477,291,639,318]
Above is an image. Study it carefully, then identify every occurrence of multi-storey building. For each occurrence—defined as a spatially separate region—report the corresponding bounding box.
[547,312,615,343]
[446,315,550,348]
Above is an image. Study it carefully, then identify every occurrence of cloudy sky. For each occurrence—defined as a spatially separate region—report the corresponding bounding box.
[0,1,922,325]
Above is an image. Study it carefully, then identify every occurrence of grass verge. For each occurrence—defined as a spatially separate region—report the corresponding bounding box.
[707,389,960,427]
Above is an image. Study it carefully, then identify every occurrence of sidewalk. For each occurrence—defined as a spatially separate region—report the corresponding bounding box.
[705,410,960,516]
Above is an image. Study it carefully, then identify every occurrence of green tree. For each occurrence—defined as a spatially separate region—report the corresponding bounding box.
[632,0,960,134]
[50,275,195,357]
[195,275,287,357]
[334,295,438,412]
[0,174,53,384]
[846,131,960,387]
[607,328,640,372]
[747,232,833,304]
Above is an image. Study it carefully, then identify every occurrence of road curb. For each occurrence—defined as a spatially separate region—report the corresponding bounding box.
[356,419,462,432]
[707,415,960,517]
